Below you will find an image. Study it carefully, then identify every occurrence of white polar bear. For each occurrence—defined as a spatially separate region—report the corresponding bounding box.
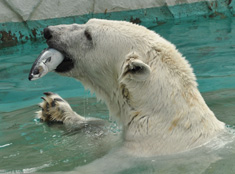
[37,18,225,157]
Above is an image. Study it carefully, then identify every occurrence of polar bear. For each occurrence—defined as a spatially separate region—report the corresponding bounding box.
[36,18,225,157]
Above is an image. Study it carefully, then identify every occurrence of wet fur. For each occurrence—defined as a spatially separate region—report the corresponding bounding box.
[37,19,225,157]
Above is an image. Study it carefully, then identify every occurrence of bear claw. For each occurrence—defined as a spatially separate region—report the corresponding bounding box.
[44,92,54,96]
[41,96,46,101]
[53,98,64,102]
[37,92,71,123]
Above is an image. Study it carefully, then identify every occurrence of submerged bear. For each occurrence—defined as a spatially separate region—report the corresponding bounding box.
[29,19,225,157]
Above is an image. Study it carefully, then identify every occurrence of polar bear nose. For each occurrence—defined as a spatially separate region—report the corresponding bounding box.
[44,27,52,40]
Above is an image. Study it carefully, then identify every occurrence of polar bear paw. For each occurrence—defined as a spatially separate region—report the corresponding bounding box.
[36,92,73,123]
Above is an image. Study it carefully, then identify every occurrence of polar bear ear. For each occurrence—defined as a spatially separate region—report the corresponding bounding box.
[120,52,151,81]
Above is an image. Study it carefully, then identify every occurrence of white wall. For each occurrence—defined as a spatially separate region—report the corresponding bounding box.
[0,0,207,23]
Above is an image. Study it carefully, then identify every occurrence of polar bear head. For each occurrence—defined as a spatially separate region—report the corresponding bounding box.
[45,19,196,118]
[44,19,224,155]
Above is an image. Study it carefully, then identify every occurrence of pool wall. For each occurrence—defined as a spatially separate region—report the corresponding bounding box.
[0,0,235,47]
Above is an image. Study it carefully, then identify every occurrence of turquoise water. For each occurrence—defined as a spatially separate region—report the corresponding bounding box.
[1,17,235,173]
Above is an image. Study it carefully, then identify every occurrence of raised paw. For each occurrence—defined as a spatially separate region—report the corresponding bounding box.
[36,92,73,123]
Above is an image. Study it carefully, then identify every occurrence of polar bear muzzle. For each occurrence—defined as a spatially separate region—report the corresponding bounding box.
[44,27,74,73]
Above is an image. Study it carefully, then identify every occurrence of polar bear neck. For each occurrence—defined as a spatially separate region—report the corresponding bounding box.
[78,39,224,156]
[104,45,225,156]
[118,48,225,156]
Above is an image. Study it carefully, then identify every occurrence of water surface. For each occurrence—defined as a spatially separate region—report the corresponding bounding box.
[1,17,235,173]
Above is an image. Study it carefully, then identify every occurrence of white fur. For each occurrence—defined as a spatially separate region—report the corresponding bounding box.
[43,19,225,156]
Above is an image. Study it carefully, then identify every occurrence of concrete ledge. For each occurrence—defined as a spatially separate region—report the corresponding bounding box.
[0,0,211,23]
[0,0,234,47]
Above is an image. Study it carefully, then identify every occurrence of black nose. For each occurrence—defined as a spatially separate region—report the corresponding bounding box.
[44,27,52,40]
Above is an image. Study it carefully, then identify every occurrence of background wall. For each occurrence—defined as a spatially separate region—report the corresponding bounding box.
[0,0,212,23]
[0,0,235,47]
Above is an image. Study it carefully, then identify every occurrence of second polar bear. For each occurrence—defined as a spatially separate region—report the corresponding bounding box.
[36,18,225,156]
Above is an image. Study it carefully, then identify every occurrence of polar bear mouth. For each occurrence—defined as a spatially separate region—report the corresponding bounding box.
[54,53,74,73]
[47,43,74,73]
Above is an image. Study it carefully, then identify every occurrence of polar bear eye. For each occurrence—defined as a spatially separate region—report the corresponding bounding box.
[84,30,92,41]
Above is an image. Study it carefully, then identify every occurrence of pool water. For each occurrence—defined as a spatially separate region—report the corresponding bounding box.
[1,17,235,173]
